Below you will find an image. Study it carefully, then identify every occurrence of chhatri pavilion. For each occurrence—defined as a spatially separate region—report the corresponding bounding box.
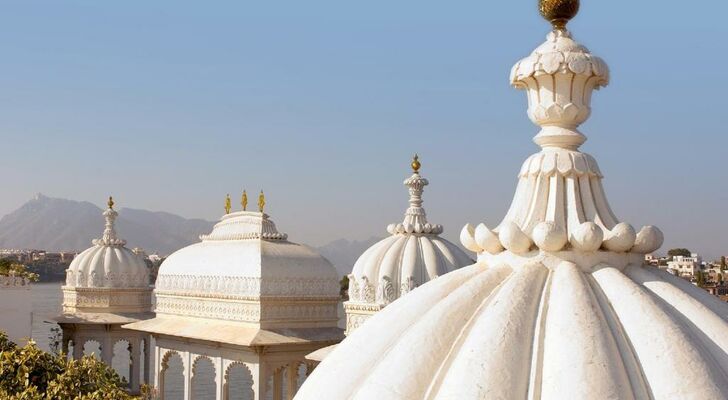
[56,197,154,395]
[295,0,728,399]
[124,192,342,400]
[343,156,472,335]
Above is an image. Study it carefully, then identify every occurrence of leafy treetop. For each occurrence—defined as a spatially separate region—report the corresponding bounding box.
[0,331,137,400]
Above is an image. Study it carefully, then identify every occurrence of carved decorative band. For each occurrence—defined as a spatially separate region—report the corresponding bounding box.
[155,274,339,298]
[155,295,339,322]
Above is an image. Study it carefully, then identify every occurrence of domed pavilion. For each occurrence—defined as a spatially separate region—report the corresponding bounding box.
[124,193,342,400]
[344,156,472,334]
[295,1,728,399]
[56,197,153,394]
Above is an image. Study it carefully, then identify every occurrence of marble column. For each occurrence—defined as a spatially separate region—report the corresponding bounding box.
[253,365,267,400]
[72,337,83,360]
[129,337,140,393]
[273,368,283,400]
[286,363,298,400]
[215,357,224,400]
[101,336,113,366]
[183,351,192,400]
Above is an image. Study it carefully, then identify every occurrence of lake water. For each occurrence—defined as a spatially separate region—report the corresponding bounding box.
[30,282,63,353]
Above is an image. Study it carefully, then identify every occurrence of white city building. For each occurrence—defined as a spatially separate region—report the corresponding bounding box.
[296,1,728,399]
[56,198,153,394]
[344,157,472,334]
[668,253,703,277]
[125,204,342,400]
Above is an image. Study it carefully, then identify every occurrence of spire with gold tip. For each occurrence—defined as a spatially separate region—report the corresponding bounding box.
[258,191,265,213]
[411,153,421,173]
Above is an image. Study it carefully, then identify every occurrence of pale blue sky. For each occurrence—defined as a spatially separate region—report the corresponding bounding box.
[0,1,726,258]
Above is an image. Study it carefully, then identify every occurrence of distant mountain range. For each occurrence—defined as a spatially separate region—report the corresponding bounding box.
[0,194,377,276]
[0,194,215,255]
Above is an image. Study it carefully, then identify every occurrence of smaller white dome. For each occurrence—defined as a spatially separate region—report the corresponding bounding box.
[345,158,472,333]
[349,234,471,305]
[65,204,149,289]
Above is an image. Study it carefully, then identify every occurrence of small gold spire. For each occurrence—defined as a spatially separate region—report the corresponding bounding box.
[241,190,248,211]
[411,154,421,173]
[258,191,266,213]
[539,0,580,30]
[224,194,232,214]
[107,196,115,210]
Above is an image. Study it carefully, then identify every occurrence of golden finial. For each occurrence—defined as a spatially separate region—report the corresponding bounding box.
[539,0,580,30]
[224,194,232,214]
[411,154,421,173]
[107,196,115,210]
[258,191,266,213]
[241,190,248,211]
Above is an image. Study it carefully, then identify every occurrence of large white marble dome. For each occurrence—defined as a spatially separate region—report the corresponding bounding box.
[295,2,728,399]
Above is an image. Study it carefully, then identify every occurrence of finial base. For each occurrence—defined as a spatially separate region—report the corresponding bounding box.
[534,126,586,150]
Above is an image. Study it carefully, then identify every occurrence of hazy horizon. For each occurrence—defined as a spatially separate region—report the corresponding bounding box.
[0,1,726,259]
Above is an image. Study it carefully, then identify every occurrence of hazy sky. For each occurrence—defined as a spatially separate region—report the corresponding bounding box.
[0,1,726,259]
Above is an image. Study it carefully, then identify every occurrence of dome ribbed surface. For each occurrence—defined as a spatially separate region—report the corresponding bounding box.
[298,262,728,399]
[66,245,148,288]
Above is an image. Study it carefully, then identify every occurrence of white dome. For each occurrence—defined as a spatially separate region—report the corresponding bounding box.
[297,7,728,400]
[350,234,471,298]
[65,204,149,289]
[153,210,340,327]
[298,261,728,399]
[344,160,472,333]
[67,245,148,288]
[62,199,152,315]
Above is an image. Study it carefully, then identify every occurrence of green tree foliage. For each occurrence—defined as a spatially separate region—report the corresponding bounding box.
[695,270,705,287]
[0,332,136,399]
[0,259,39,282]
[339,275,349,299]
[667,248,692,260]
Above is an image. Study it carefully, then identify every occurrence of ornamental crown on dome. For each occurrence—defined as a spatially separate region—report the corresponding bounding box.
[200,210,288,241]
[460,1,663,261]
[91,197,126,247]
[386,155,443,236]
[510,1,608,150]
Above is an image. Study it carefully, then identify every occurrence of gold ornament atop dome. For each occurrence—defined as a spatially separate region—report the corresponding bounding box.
[107,196,115,210]
[241,190,248,211]
[539,0,580,30]
[224,194,231,214]
[258,191,266,213]
[411,154,421,173]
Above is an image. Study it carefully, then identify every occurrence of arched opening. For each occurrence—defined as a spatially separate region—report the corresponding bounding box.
[191,356,216,400]
[161,351,184,400]
[111,340,131,384]
[296,362,312,392]
[225,362,254,400]
[82,340,101,359]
